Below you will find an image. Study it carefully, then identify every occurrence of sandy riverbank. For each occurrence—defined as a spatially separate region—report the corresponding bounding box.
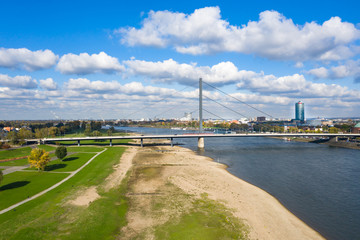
[116,140,324,239]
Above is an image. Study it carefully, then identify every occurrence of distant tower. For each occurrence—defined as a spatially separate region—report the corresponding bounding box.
[295,101,305,122]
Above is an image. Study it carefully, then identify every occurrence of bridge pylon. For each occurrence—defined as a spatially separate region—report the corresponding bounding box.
[198,77,204,148]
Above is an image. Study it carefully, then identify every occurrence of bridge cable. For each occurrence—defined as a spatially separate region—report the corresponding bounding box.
[202,108,227,121]
[203,94,249,119]
[153,100,190,119]
[202,81,274,119]
[123,85,194,119]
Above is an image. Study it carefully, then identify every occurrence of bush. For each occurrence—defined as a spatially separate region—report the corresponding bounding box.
[55,146,67,161]
[0,143,11,149]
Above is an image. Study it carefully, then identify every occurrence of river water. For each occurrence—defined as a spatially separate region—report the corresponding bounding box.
[116,126,360,240]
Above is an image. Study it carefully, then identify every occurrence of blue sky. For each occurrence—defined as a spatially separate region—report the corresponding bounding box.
[1,0,360,120]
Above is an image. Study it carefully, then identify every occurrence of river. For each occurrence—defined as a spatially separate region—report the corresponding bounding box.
[115,126,360,240]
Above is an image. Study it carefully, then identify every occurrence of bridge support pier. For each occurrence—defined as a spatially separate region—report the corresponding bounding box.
[198,137,204,149]
[141,138,143,147]
[170,138,173,147]
[110,139,112,147]
[77,140,80,147]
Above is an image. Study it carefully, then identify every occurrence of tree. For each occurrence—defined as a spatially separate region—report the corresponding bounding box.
[28,148,51,171]
[84,123,92,136]
[329,127,340,133]
[92,130,102,136]
[0,169,3,185]
[7,131,19,145]
[107,126,115,136]
[49,127,59,137]
[18,128,34,145]
[55,146,67,161]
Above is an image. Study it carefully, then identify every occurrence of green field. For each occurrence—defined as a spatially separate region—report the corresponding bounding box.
[154,194,249,240]
[0,171,69,210]
[67,146,104,152]
[52,129,127,138]
[0,147,128,240]
[0,158,28,166]
[0,147,32,160]
[55,139,131,146]
[37,145,56,152]
[27,153,96,172]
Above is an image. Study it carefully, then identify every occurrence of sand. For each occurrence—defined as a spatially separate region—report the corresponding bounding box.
[68,186,100,207]
[117,142,325,240]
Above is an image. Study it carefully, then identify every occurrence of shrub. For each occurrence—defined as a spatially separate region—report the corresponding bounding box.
[55,146,67,161]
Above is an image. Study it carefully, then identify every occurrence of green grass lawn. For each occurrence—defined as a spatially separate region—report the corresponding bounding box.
[0,147,128,240]
[55,139,130,146]
[0,147,32,160]
[154,194,249,240]
[67,146,105,152]
[37,145,56,152]
[25,153,96,172]
[0,171,69,211]
[52,129,127,138]
[0,158,28,167]
[0,149,56,167]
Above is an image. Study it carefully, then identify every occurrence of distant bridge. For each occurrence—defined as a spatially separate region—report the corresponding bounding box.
[26,132,360,148]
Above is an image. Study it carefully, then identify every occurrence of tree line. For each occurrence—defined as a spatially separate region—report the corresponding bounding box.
[1,120,110,145]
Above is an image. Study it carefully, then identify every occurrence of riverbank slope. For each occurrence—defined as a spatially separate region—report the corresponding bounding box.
[119,142,324,239]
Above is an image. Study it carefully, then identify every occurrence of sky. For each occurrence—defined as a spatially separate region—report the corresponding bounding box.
[1,0,360,120]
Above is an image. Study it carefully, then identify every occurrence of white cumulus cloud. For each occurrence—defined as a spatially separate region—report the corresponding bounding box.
[308,60,360,81]
[57,52,125,74]
[124,58,255,86]
[307,67,329,79]
[236,72,360,99]
[118,7,360,61]
[39,78,58,90]
[125,58,360,100]
[0,74,37,88]
[0,48,58,71]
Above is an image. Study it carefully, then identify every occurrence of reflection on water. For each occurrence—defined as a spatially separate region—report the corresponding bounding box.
[116,126,360,240]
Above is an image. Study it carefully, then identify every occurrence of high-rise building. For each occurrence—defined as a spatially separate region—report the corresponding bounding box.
[295,101,305,122]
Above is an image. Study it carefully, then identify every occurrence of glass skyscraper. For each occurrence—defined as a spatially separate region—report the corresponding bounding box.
[295,101,305,122]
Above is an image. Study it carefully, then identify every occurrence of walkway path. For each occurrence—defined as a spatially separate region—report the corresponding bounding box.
[2,166,28,175]
[0,148,107,215]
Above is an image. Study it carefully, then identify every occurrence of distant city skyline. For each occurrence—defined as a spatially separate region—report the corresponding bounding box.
[1,0,360,120]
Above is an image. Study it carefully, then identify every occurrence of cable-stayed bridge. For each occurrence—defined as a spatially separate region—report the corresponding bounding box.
[30,78,360,148]
[37,132,360,148]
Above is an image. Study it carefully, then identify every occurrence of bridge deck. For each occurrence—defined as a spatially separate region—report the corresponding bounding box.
[36,132,360,143]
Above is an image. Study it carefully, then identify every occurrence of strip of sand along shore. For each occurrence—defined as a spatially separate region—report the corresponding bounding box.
[118,141,324,239]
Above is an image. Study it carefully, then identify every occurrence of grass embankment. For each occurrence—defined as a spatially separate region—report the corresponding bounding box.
[155,193,249,239]
[0,147,128,240]
[0,171,69,210]
[0,158,28,166]
[67,146,105,152]
[0,147,32,160]
[52,129,127,139]
[25,153,96,172]
[57,139,130,146]
[37,145,56,152]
